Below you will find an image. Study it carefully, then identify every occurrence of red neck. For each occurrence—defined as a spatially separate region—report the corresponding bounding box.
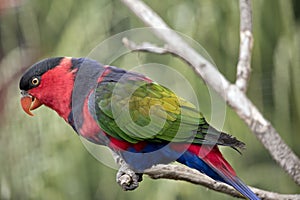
[29,58,77,121]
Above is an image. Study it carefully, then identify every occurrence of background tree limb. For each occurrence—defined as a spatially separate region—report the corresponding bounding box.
[236,0,253,92]
[120,0,300,187]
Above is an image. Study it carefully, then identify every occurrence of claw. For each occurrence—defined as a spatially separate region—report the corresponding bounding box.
[116,166,143,191]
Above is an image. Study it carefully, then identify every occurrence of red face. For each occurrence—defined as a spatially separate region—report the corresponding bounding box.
[20,57,77,121]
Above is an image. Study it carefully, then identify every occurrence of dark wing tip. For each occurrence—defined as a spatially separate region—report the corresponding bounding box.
[219,132,246,153]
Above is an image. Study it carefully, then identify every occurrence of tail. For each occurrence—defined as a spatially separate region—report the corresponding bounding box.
[176,145,260,200]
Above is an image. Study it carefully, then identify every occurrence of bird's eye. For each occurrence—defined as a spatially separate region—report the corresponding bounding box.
[31,77,39,86]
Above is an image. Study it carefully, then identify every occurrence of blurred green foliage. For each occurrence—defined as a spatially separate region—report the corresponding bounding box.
[0,0,300,199]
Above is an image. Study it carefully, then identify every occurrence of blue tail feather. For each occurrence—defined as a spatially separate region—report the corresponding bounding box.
[177,151,260,200]
[120,142,260,200]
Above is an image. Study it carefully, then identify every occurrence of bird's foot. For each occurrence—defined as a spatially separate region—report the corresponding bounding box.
[116,164,143,191]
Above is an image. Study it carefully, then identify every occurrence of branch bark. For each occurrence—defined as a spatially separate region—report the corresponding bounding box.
[236,0,253,92]
[120,0,300,187]
[112,150,300,199]
[145,164,300,200]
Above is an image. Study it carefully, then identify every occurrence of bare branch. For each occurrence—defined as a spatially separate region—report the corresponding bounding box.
[122,37,191,65]
[145,164,300,200]
[236,0,254,92]
[239,0,253,32]
[122,38,168,54]
[113,148,300,199]
[120,0,300,186]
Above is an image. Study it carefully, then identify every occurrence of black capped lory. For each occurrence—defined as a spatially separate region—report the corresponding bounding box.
[19,57,260,200]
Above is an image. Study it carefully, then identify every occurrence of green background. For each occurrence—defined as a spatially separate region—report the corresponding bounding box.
[0,0,300,199]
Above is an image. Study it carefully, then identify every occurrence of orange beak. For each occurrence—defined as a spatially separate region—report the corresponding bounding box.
[20,94,43,116]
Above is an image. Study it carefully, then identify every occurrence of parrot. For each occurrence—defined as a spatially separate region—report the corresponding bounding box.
[19,57,260,200]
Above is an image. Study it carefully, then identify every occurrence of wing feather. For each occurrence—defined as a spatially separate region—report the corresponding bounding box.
[94,67,244,149]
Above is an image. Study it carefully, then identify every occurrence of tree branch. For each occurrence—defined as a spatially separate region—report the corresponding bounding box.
[236,0,254,92]
[112,150,300,199]
[120,0,300,186]
[145,164,300,200]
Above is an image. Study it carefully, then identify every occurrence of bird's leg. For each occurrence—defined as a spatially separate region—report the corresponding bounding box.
[111,150,143,191]
[116,162,143,191]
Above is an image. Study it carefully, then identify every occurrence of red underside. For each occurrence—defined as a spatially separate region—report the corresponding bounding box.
[188,144,236,176]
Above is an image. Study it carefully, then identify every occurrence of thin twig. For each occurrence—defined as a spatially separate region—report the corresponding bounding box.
[120,0,300,186]
[236,0,254,92]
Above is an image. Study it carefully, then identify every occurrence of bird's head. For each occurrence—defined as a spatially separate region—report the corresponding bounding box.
[19,57,79,120]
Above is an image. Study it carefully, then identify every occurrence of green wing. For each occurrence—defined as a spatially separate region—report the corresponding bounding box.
[95,67,243,148]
